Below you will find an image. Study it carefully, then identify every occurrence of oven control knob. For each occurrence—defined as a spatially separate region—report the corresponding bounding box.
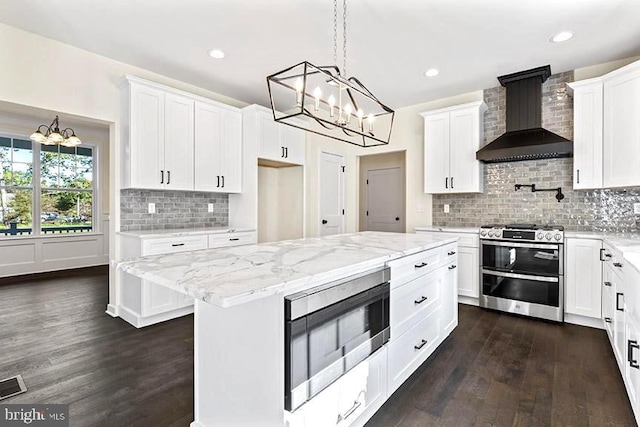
[480,230,487,237]
[554,234,562,241]
[537,232,544,240]
[545,233,552,240]
[488,231,494,237]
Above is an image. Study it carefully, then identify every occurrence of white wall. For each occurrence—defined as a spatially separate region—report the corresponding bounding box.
[0,23,245,309]
[257,165,303,243]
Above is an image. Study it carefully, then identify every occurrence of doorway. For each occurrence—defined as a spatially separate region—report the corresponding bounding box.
[359,151,406,233]
[319,151,345,236]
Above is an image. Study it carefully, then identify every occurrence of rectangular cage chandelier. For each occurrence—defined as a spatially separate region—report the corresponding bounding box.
[267,62,394,147]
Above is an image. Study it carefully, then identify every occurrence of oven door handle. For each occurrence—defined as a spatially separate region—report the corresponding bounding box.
[481,240,560,250]
[481,269,559,283]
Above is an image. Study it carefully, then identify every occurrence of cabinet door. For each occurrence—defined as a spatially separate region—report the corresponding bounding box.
[565,238,603,318]
[194,101,222,192]
[219,110,243,192]
[164,93,195,191]
[626,314,640,415]
[457,246,479,298]
[441,261,458,337]
[258,111,282,161]
[281,125,306,165]
[604,68,640,188]
[423,112,450,194]
[176,292,194,308]
[130,84,165,189]
[572,82,603,189]
[449,107,482,193]
[141,280,178,316]
[614,269,626,368]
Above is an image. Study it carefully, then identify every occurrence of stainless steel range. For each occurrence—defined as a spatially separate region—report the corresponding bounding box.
[479,224,564,322]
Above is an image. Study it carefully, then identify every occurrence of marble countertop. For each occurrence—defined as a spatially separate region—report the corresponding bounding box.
[117,231,457,308]
[566,231,640,272]
[414,225,479,234]
[118,227,256,239]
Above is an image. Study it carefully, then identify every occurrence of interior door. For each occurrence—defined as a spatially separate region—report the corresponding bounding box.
[319,152,345,236]
[366,167,403,233]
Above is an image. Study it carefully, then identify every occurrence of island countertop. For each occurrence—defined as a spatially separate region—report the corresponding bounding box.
[116,231,457,308]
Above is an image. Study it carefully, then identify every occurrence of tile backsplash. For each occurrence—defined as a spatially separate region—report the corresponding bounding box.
[432,70,640,233]
[120,189,228,231]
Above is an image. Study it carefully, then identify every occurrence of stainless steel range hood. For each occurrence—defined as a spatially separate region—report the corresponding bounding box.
[476,65,573,163]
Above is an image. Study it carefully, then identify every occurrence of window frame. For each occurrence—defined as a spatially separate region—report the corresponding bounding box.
[0,132,99,238]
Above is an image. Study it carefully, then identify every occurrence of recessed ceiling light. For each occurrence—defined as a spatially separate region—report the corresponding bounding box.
[208,49,225,59]
[550,31,573,43]
[424,68,439,77]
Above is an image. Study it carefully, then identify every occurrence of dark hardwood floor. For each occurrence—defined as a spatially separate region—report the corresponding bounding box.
[0,268,635,426]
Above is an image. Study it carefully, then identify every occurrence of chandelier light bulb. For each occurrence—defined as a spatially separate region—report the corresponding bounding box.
[328,94,336,117]
[29,130,47,144]
[48,131,64,144]
[63,135,82,147]
[313,87,322,113]
[295,77,304,106]
[357,108,364,129]
[367,113,375,133]
[344,104,352,123]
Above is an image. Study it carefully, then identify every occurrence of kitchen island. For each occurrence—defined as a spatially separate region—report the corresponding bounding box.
[117,231,459,427]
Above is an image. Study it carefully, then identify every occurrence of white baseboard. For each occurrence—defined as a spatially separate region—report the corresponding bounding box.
[564,313,604,330]
[189,422,203,427]
[458,295,479,306]
[117,304,194,328]
[105,304,118,317]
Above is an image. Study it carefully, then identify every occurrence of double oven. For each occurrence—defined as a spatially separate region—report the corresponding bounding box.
[479,224,564,322]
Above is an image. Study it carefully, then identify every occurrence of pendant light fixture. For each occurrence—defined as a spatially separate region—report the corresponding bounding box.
[266,0,394,147]
[29,115,82,147]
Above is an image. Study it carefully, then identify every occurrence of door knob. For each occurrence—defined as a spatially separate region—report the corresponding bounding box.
[395,217,400,221]
[322,219,328,224]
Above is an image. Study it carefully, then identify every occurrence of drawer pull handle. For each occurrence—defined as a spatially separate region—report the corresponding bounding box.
[448,265,457,270]
[171,243,185,247]
[229,238,240,241]
[604,317,612,323]
[414,339,428,350]
[614,262,623,268]
[447,251,456,256]
[604,281,612,287]
[629,340,640,369]
[414,262,428,268]
[337,396,363,423]
[616,292,624,312]
[605,253,612,258]
[414,296,428,305]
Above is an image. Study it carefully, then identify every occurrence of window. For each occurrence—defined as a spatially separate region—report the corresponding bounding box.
[0,136,95,237]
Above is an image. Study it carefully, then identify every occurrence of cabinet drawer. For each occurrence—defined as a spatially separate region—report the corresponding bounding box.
[390,269,441,339]
[142,235,208,256]
[388,308,441,394]
[208,232,257,248]
[442,242,459,260]
[388,248,442,288]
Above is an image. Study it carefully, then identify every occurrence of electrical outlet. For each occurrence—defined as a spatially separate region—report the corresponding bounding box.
[634,203,640,215]
[148,203,155,214]
[416,204,425,213]
[444,204,450,213]
[208,203,214,213]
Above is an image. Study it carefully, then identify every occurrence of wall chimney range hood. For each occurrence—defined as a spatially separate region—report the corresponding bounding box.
[476,65,573,163]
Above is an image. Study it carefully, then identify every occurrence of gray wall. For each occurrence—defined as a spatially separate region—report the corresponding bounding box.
[120,189,228,231]
[432,71,640,232]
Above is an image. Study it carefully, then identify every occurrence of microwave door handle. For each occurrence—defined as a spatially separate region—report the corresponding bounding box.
[481,269,559,283]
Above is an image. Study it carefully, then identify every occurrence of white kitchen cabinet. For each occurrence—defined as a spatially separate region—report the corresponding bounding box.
[625,313,640,418]
[441,260,459,337]
[194,101,242,193]
[121,76,242,192]
[254,106,306,165]
[568,79,603,189]
[118,230,256,328]
[603,61,640,188]
[414,229,480,300]
[565,238,603,319]
[421,101,486,194]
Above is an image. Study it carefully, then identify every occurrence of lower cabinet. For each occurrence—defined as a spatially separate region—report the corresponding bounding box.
[119,231,256,328]
[565,238,603,319]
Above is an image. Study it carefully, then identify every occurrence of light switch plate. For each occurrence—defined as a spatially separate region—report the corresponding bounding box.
[208,203,214,213]
[416,204,425,213]
[634,203,640,215]
[444,204,450,213]
[148,203,155,214]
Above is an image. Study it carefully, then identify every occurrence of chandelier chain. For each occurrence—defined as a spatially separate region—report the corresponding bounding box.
[343,0,347,77]
[333,0,338,68]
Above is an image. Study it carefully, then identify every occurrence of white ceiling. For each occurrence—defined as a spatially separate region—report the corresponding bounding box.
[2,0,640,109]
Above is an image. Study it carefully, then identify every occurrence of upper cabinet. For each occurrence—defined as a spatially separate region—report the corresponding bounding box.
[253,106,306,166]
[121,76,242,193]
[569,59,640,190]
[421,101,486,194]
[568,78,603,189]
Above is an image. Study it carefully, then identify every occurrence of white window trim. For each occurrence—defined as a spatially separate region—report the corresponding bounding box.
[0,132,100,238]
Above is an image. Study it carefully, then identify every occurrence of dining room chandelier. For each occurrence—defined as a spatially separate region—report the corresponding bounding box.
[266,0,394,147]
[29,115,82,147]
